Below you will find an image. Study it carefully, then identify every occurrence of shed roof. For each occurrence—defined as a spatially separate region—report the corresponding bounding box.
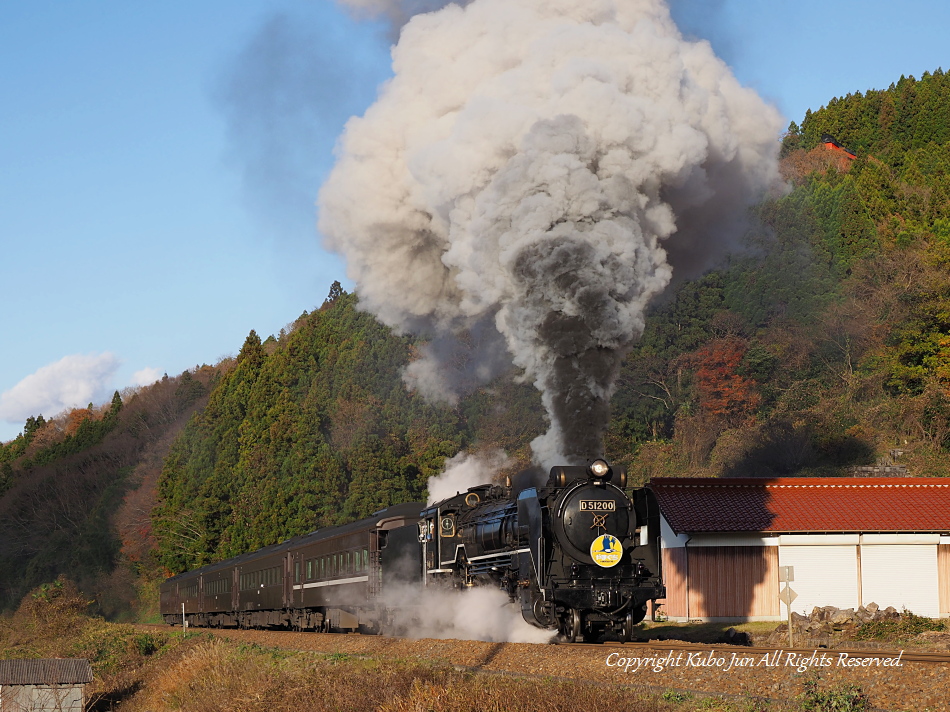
[651,477,950,534]
[0,659,93,685]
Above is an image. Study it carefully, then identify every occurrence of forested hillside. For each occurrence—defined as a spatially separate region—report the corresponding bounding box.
[0,370,213,612]
[153,289,544,573]
[618,68,950,481]
[4,69,950,608]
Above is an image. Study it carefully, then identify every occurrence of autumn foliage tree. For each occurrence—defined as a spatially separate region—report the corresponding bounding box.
[688,338,761,424]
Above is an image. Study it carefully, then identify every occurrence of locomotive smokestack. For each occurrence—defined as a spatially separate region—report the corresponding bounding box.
[319,0,782,467]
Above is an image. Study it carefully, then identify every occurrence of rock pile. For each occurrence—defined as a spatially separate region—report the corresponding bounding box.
[766,602,899,646]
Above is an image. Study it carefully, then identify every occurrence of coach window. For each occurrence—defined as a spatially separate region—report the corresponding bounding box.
[295,562,300,584]
[362,549,368,571]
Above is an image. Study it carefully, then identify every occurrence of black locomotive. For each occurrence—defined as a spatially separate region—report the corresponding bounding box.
[418,459,664,642]
[160,459,664,642]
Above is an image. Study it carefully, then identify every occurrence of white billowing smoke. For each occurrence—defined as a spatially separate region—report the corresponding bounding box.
[319,0,783,467]
[426,449,511,504]
[384,583,554,643]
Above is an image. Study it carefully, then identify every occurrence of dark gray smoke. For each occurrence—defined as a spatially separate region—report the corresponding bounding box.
[319,0,782,467]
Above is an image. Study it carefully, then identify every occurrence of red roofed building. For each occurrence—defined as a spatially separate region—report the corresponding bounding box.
[821,133,857,160]
[650,477,950,622]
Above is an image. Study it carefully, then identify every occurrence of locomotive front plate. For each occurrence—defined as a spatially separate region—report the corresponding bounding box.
[579,500,616,511]
[552,482,634,564]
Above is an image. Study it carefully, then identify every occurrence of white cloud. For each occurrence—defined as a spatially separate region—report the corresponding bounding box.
[131,367,163,387]
[0,353,121,424]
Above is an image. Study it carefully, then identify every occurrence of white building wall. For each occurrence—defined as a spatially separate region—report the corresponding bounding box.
[861,544,940,617]
[778,544,860,615]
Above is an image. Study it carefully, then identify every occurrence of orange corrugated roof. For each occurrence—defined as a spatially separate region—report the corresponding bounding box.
[650,477,950,534]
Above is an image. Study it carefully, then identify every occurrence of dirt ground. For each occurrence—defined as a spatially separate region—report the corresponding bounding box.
[150,626,950,711]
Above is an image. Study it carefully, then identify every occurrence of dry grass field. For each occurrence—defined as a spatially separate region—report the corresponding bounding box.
[4,580,947,711]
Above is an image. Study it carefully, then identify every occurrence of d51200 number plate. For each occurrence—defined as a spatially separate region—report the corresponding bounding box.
[579,500,616,511]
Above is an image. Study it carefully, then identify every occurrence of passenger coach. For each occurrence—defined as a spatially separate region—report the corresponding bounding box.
[160,502,423,632]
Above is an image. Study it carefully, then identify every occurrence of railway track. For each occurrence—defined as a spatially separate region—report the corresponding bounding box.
[144,624,950,664]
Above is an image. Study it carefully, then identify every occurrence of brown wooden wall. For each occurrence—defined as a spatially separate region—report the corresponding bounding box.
[660,545,779,619]
[939,545,950,617]
[660,547,688,618]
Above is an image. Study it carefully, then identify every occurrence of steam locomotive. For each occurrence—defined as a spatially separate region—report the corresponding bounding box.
[160,459,664,643]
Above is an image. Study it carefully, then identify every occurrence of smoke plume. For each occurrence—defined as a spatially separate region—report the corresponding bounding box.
[426,449,511,504]
[319,0,782,467]
[384,583,554,643]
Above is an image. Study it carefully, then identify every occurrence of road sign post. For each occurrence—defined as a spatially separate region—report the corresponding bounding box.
[778,584,798,648]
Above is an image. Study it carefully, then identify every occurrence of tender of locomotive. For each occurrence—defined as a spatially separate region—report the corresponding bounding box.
[418,458,664,642]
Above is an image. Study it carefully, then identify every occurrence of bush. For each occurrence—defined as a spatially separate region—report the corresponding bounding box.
[855,609,946,641]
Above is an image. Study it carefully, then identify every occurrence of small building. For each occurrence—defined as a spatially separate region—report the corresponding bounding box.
[651,477,950,622]
[821,133,857,159]
[0,659,92,712]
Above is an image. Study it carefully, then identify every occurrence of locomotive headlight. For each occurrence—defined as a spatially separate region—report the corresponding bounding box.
[590,459,610,478]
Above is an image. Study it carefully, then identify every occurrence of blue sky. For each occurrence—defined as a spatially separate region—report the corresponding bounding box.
[1,0,947,442]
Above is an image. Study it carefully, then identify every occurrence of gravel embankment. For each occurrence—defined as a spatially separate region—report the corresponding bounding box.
[143,627,949,711]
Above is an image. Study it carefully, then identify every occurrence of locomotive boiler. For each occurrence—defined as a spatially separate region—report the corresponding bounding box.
[417,459,664,642]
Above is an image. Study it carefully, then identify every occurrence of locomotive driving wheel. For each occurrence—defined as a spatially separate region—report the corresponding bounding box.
[620,611,635,643]
[564,608,581,643]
